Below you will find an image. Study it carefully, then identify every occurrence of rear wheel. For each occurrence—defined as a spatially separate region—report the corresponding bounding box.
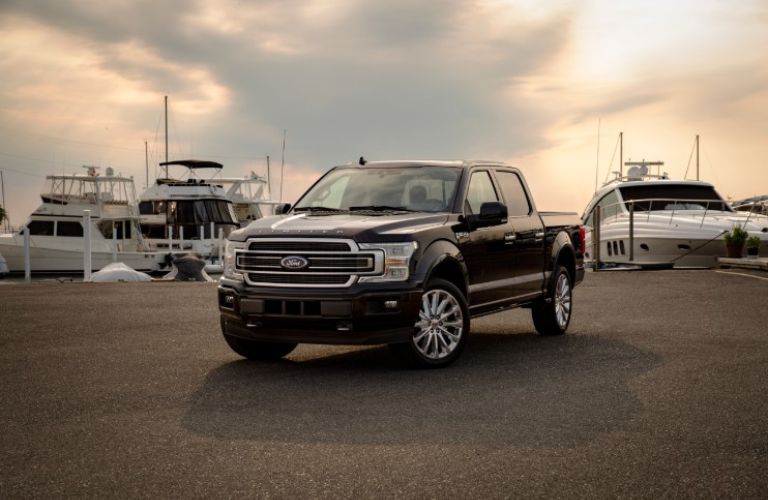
[532,265,572,336]
[389,278,469,368]
[223,334,297,361]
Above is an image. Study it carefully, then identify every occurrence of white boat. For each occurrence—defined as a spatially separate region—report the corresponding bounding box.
[137,160,240,259]
[582,162,768,268]
[0,167,166,273]
[732,195,768,216]
[213,172,282,224]
[0,251,8,277]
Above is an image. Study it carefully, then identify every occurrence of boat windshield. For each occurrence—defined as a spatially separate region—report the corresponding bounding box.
[293,166,461,213]
[618,185,731,212]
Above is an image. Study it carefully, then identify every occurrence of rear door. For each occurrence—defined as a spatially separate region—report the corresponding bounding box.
[493,168,546,297]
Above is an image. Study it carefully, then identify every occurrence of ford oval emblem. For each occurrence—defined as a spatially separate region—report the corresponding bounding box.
[280,255,309,270]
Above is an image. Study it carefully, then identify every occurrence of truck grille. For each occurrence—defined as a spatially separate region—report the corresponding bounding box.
[236,238,383,288]
[248,241,351,252]
[246,273,353,286]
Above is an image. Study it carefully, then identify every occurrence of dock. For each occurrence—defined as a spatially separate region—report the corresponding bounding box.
[718,256,768,271]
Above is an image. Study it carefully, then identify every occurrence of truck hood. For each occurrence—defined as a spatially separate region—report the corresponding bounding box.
[230,212,450,242]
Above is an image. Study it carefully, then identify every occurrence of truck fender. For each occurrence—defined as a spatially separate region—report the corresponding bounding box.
[413,239,469,295]
[548,230,576,288]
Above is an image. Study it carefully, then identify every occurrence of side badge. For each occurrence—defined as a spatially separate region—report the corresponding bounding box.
[455,231,469,242]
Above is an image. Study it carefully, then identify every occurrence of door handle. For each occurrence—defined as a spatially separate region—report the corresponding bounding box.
[504,232,517,244]
[534,231,545,242]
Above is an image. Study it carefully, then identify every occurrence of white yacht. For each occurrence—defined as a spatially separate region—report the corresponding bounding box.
[137,160,240,258]
[582,162,768,268]
[0,251,8,277]
[0,167,165,273]
[212,172,282,224]
[733,195,768,216]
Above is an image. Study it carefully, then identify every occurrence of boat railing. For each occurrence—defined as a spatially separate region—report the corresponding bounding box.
[596,198,731,228]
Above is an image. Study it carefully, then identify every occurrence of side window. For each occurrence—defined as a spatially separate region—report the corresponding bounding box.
[598,191,620,219]
[495,171,531,216]
[27,220,54,235]
[465,171,499,214]
[588,190,620,226]
[138,201,153,215]
[56,221,83,237]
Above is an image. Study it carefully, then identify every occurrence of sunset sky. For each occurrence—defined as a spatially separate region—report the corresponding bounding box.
[1,0,766,226]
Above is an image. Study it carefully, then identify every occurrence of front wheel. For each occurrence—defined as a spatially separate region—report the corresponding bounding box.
[389,278,469,368]
[531,265,572,336]
[223,334,297,361]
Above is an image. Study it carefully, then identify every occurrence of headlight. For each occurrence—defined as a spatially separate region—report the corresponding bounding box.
[223,240,246,280]
[358,241,418,283]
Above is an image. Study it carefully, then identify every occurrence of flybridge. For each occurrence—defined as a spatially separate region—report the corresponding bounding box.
[41,168,138,209]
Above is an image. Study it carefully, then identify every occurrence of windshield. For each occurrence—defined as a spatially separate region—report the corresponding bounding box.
[618,184,731,212]
[294,166,461,213]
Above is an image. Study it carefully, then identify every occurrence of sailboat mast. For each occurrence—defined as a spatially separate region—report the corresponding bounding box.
[145,141,149,189]
[619,131,623,177]
[164,95,169,178]
[280,129,286,203]
[696,134,700,181]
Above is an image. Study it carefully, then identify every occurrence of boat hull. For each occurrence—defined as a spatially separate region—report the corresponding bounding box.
[0,237,164,273]
[585,212,768,268]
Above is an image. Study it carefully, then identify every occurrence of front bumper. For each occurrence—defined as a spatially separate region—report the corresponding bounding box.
[218,282,422,345]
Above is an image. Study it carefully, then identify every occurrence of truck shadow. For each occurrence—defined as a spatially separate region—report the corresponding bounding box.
[183,331,661,448]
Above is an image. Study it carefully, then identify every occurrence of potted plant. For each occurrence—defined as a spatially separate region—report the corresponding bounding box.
[746,236,761,258]
[723,225,748,258]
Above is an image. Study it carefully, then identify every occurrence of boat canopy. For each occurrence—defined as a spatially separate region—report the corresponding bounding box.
[159,160,223,170]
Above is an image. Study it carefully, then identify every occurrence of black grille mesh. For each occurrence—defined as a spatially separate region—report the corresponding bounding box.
[247,241,351,252]
[247,273,351,285]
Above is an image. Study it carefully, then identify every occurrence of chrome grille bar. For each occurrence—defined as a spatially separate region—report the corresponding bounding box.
[236,238,383,288]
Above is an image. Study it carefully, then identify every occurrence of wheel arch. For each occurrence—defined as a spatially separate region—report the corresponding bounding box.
[415,239,468,298]
[550,231,576,286]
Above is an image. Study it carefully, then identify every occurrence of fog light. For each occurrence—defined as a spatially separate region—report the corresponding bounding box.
[384,300,398,309]
[336,321,353,331]
[224,295,234,304]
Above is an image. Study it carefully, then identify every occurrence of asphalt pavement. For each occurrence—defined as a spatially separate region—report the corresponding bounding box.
[0,270,766,498]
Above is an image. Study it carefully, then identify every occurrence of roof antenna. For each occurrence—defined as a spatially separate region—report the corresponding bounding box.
[359,156,367,166]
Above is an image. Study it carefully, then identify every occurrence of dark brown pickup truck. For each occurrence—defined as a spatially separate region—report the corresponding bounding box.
[218,160,585,367]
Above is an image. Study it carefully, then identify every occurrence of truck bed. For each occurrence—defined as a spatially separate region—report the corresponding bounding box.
[539,211,580,228]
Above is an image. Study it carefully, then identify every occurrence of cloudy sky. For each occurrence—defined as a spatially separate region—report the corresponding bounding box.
[1,0,766,225]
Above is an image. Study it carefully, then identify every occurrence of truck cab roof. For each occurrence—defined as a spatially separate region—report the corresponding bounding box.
[338,160,512,170]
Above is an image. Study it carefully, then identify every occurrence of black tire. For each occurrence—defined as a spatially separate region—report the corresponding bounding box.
[532,265,572,336]
[223,334,297,361]
[389,278,470,368]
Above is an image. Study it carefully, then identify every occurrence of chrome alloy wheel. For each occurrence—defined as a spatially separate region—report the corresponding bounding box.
[413,289,464,360]
[554,272,572,329]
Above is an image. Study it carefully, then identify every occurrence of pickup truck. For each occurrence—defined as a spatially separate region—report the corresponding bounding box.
[218,160,585,368]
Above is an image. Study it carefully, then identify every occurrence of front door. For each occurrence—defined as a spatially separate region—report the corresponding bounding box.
[459,169,513,307]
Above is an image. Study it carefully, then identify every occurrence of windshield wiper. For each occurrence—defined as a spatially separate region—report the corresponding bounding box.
[293,206,348,213]
[349,205,416,212]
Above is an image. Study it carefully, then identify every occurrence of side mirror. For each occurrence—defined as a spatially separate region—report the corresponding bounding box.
[274,203,291,215]
[470,202,507,228]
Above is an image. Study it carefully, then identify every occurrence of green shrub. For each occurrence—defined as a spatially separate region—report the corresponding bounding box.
[723,225,748,245]
[746,236,761,249]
